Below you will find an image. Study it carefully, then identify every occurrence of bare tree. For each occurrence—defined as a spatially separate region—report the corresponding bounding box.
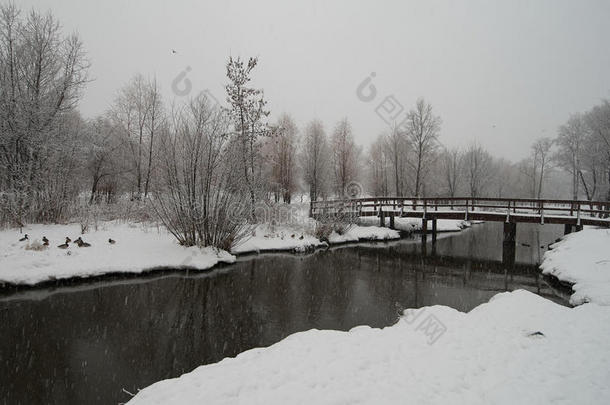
[386,125,410,196]
[267,113,298,203]
[84,118,124,203]
[110,74,162,199]
[367,135,391,196]
[585,100,610,201]
[300,119,329,202]
[331,118,360,197]
[532,137,554,199]
[464,142,493,198]
[152,95,250,249]
[556,113,587,200]
[440,147,462,197]
[405,98,441,197]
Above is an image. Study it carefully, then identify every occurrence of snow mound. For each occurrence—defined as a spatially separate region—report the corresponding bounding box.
[541,228,610,306]
[129,290,610,405]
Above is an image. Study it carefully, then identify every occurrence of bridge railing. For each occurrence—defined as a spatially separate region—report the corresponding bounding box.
[310,197,610,220]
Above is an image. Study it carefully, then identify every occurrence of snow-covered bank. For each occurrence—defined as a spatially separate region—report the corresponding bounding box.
[128,290,610,405]
[232,224,400,254]
[231,224,325,254]
[359,216,472,232]
[0,222,235,286]
[541,228,610,306]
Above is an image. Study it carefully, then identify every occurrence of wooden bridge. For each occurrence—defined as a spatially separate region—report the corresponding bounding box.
[310,197,610,238]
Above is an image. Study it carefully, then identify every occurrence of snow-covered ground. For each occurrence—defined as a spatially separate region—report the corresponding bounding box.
[0,222,235,286]
[0,220,403,285]
[541,228,610,306]
[128,290,610,405]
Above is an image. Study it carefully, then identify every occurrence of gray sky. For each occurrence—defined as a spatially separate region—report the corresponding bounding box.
[19,0,610,161]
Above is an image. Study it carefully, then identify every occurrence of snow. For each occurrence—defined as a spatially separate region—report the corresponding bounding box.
[359,216,472,232]
[541,228,610,306]
[128,290,610,405]
[231,224,326,254]
[0,221,404,285]
[0,222,235,286]
[327,225,400,244]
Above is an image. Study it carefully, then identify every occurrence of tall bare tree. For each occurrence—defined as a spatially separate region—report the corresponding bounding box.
[300,119,329,202]
[405,98,441,197]
[267,113,298,203]
[464,142,493,198]
[532,137,554,199]
[440,147,462,197]
[110,74,162,199]
[556,114,586,200]
[331,118,360,197]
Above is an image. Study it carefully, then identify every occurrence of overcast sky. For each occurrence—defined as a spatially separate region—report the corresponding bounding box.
[18,0,610,161]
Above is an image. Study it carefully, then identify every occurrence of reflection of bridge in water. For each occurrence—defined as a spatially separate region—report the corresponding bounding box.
[352,241,571,308]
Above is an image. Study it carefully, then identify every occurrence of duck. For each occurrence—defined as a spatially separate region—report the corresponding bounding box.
[108,238,116,245]
[19,234,28,242]
[74,237,91,247]
[57,237,70,249]
[42,236,49,246]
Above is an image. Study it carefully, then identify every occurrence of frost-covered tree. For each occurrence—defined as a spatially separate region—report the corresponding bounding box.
[225,56,270,216]
[110,74,163,199]
[0,4,89,225]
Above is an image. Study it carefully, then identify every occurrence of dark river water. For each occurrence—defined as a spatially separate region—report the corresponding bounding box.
[0,222,570,405]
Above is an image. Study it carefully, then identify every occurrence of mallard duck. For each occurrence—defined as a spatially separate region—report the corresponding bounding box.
[74,237,91,247]
[57,241,69,249]
[66,237,72,243]
[108,238,116,245]
[19,234,28,242]
[42,236,49,246]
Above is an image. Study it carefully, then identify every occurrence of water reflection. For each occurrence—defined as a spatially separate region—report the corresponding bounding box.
[0,222,569,404]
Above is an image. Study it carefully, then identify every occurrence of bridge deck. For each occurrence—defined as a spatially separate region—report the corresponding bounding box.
[310,197,610,227]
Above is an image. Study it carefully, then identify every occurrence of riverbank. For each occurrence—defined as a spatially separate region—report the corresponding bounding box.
[128,289,610,404]
[541,228,610,306]
[0,219,416,286]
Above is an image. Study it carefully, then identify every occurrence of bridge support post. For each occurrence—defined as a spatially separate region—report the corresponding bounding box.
[503,222,516,243]
[421,218,428,234]
[389,212,395,229]
[431,218,437,242]
[379,209,385,227]
[575,224,583,232]
[502,222,516,268]
[564,224,573,235]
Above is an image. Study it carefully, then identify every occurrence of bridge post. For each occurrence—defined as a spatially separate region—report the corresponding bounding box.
[421,218,428,234]
[379,206,385,227]
[503,222,516,243]
[389,212,395,229]
[432,218,437,242]
[564,224,573,235]
[575,224,583,232]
